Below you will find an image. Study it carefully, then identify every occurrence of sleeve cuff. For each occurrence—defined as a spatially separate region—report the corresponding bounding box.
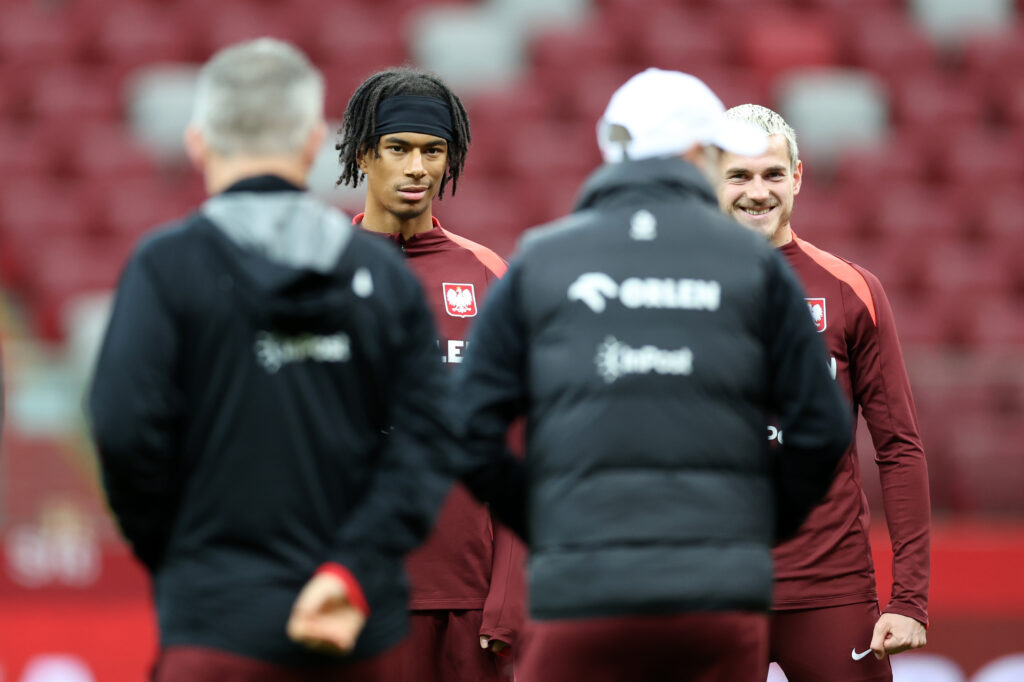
[315,562,371,617]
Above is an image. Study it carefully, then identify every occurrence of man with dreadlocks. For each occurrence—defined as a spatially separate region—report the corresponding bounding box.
[334,67,524,682]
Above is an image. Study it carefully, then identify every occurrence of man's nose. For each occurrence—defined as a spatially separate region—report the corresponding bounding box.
[405,150,426,177]
[747,176,770,201]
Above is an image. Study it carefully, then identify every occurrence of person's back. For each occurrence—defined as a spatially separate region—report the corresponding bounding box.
[450,69,854,682]
[88,39,453,680]
[515,157,790,617]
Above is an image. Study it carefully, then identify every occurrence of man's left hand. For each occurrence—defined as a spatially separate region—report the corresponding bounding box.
[869,613,927,659]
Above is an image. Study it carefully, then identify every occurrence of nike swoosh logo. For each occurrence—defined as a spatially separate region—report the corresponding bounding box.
[851,648,872,661]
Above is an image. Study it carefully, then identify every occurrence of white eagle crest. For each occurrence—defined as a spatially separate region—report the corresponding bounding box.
[810,303,824,323]
[447,286,474,314]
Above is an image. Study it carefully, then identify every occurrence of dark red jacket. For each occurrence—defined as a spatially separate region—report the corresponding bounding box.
[356,214,525,645]
[774,234,930,626]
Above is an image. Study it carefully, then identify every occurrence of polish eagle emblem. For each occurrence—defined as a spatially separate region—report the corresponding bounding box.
[806,297,827,332]
[443,282,477,317]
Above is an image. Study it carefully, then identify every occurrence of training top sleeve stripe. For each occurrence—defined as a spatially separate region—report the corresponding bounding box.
[794,236,877,325]
[439,227,508,278]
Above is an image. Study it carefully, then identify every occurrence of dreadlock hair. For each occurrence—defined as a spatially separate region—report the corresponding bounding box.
[337,67,471,198]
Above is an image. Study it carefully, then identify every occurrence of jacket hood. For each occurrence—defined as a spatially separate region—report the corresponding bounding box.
[200,181,360,332]
[574,157,719,213]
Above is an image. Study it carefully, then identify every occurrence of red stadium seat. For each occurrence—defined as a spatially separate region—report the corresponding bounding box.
[890,74,987,144]
[506,122,601,188]
[28,66,122,129]
[25,234,130,341]
[0,4,82,68]
[67,123,161,181]
[312,4,408,75]
[960,26,1024,108]
[991,75,1024,132]
[87,176,195,241]
[832,134,931,194]
[198,2,316,59]
[698,67,773,110]
[844,10,938,87]
[466,83,557,175]
[949,415,1024,512]
[433,179,532,259]
[633,9,738,75]
[560,65,640,124]
[978,185,1024,248]
[92,5,196,74]
[530,21,625,79]
[735,10,841,82]
[866,181,966,244]
[0,123,63,183]
[789,182,864,245]
[0,179,105,287]
[942,130,1024,205]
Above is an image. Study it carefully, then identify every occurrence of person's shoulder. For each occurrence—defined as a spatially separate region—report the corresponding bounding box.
[792,236,884,289]
[517,210,598,256]
[132,210,208,264]
[436,226,508,277]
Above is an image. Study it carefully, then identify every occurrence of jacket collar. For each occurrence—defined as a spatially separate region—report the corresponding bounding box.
[221,174,304,194]
[574,157,718,212]
[352,213,450,250]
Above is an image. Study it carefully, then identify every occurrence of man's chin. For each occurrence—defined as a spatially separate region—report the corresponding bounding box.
[390,204,430,221]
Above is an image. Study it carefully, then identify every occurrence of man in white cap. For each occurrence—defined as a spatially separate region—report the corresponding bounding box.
[444,68,853,681]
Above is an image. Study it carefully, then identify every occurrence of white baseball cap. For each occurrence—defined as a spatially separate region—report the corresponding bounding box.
[597,68,769,163]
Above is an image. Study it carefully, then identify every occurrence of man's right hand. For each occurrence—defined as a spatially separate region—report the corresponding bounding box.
[287,572,367,655]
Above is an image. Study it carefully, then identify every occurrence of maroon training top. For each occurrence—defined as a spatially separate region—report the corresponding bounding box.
[773,234,930,626]
[355,215,525,643]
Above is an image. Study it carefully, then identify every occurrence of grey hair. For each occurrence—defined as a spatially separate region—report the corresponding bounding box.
[724,104,799,169]
[191,38,324,157]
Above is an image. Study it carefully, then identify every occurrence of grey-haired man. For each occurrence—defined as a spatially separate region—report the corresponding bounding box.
[89,38,454,681]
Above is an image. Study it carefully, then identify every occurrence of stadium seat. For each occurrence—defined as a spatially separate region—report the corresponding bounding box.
[890,74,987,139]
[0,4,81,68]
[199,2,316,57]
[775,67,889,167]
[697,67,772,110]
[468,87,556,177]
[559,65,640,124]
[490,0,589,32]
[735,10,841,82]
[788,182,864,245]
[978,185,1024,247]
[28,66,122,129]
[973,654,1024,682]
[124,64,200,165]
[950,415,1024,511]
[845,10,938,87]
[0,123,63,183]
[505,122,600,189]
[433,179,532,259]
[0,179,104,286]
[942,130,1024,205]
[632,9,738,75]
[25,235,131,341]
[908,0,1015,47]
[889,653,967,682]
[312,4,408,75]
[832,133,930,194]
[67,123,161,181]
[960,26,1024,114]
[408,4,525,93]
[990,75,1024,131]
[92,5,195,74]
[89,176,194,241]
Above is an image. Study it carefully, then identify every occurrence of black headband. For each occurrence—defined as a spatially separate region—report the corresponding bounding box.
[374,95,455,142]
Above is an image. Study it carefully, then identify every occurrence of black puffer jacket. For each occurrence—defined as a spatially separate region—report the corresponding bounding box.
[455,158,851,620]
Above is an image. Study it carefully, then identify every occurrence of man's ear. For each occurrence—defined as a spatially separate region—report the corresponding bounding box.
[793,159,804,196]
[183,125,207,171]
[302,120,327,167]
